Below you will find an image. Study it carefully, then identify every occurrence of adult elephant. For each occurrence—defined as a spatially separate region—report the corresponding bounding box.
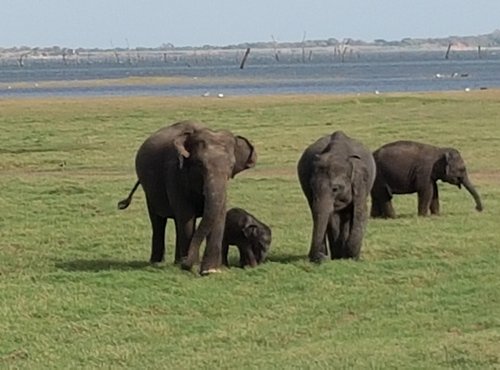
[297,131,376,263]
[118,120,256,275]
[370,140,483,218]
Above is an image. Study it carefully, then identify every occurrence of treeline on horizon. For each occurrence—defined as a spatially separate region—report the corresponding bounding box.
[2,30,500,53]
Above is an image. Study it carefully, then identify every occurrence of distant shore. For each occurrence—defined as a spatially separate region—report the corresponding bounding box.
[2,30,500,67]
[1,44,499,69]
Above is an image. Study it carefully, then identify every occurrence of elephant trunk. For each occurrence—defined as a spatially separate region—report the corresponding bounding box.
[309,198,332,262]
[462,175,483,212]
[182,174,227,271]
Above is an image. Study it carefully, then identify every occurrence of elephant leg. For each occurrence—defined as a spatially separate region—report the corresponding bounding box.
[222,241,230,267]
[174,217,196,265]
[236,245,247,267]
[327,213,343,259]
[381,200,396,218]
[339,212,353,258]
[430,182,440,215]
[200,212,226,274]
[370,190,384,218]
[417,184,434,216]
[343,215,364,259]
[242,246,258,268]
[370,200,381,218]
[371,181,394,218]
[147,204,167,263]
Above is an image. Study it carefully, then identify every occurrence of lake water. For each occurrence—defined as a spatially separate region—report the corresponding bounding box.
[1,53,499,98]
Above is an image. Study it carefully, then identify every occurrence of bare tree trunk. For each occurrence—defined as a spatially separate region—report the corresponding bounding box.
[445,43,452,60]
[341,46,348,63]
[17,53,29,67]
[110,40,120,64]
[239,48,251,69]
[271,35,280,62]
[301,31,307,63]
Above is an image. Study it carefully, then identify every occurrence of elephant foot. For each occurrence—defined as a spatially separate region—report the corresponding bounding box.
[180,260,193,271]
[200,268,223,276]
[149,256,164,264]
[309,252,327,264]
[149,261,166,268]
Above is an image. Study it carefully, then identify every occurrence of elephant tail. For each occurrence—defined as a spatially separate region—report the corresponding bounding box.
[117,180,140,210]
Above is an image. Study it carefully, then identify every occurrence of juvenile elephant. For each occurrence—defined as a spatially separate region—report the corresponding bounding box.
[297,131,376,263]
[370,140,483,218]
[222,207,272,268]
[118,120,256,275]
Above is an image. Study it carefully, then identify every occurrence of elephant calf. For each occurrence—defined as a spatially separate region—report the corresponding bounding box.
[370,140,483,218]
[297,131,376,263]
[222,208,272,268]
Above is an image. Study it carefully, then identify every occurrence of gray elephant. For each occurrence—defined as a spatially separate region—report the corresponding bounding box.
[222,207,272,268]
[370,140,483,218]
[297,131,376,263]
[118,120,256,275]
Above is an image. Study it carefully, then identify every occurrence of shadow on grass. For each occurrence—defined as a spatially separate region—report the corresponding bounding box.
[56,255,306,273]
[55,259,151,272]
[370,213,418,220]
[267,254,305,264]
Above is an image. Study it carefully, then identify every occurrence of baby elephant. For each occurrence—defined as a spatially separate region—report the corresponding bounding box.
[222,208,272,268]
[371,140,483,218]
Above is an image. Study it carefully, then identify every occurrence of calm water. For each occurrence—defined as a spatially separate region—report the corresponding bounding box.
[1,54,499,98]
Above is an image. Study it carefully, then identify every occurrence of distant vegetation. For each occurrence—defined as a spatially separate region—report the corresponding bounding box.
[2,30,500,53]
[2,30,500,67]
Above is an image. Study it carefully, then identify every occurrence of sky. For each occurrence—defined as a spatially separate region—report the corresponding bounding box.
[1,0,499,48]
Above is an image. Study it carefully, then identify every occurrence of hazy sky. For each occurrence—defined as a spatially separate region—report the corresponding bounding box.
[2,0,499,48]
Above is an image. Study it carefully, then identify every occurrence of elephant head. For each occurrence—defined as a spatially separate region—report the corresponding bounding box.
[309,152,368,259]
[175,128,257,273]
[433,148,483,212]
[242,221,272,265]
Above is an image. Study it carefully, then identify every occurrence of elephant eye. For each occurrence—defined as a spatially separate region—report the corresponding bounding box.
[331,183,343,193]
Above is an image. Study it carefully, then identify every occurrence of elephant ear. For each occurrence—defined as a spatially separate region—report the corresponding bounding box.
[173,129,196,169]
[349,155,362,182]
[232,135,257,177]
[243,224,259,240]
[241,215,259,240]
[433,152,450,179]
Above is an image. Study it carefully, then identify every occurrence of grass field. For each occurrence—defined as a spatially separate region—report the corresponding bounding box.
[1,92,499,369]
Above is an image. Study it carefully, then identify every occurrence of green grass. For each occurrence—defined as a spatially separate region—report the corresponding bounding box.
[1,92,499,369]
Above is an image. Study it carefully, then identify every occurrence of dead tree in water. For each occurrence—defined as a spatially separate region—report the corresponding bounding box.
[445,43,452,59]
[271,35,280,62]
[338,39,350,63]
[239,48,251,69]
[110,40,120,64]
[301,31,307,63]
[62,49,67,65]
[17,52,30,67]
